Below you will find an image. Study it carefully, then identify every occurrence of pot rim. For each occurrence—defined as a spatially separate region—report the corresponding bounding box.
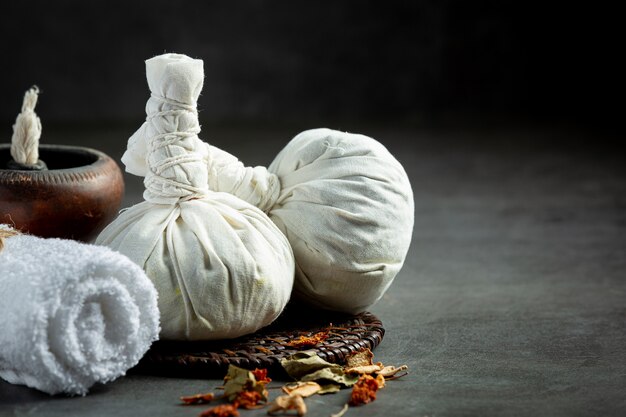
[0,144,114,174]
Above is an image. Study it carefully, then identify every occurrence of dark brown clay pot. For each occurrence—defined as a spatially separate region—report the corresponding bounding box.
[0,144,124,242]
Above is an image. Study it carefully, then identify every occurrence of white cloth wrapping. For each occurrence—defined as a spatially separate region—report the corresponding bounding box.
[98,53,295,340]
[0,230,159,396]
[192,129,414,313]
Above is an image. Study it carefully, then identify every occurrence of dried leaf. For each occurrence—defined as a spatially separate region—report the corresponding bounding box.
[345,348,374,368]
[180,392,215,405]
[200,404,239,417]
[330,404,349,417]
[317,384,341,395]
[282,381,322,398]
[377,365,409,378]
[281,351,357,387]
[349,375,379,406]
[301,366,358,387]
[267,394,307,416]
[223,365,269,402]
[281,351,335,378]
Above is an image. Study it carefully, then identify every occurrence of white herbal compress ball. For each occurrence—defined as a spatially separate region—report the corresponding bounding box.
[200,128,414,313]
[96,53,294,340]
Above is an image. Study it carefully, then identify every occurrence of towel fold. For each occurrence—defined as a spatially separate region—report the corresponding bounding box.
[0,228,160,395]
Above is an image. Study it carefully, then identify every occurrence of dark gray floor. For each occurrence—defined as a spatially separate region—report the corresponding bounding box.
[1,125,624,416]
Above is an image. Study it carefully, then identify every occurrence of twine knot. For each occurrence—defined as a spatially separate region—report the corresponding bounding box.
[142,93,209,204]
[10,86,43,167]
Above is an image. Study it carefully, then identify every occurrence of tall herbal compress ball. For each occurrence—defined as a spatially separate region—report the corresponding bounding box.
[96,54,295,340]
[197,128,415,313]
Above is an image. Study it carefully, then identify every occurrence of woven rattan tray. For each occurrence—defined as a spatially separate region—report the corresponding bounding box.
[134,304,384,378]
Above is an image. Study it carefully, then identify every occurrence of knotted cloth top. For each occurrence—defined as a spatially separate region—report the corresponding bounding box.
[121,54,282,210]
[124,54,209,205]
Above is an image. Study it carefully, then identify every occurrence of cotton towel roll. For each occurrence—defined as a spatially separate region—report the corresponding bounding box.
[0,228,160,395]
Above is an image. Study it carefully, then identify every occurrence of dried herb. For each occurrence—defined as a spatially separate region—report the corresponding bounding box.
[301,366,358,387]
[344,348,408,380]
[233,390,264,409]
[349,374,379,406]
[281,351,334,378]
[317,384,341,395]
[252,368,272,384]
[345,363,384,374]
[199,404,240,417]
[345,348,374,368]
[223,365,269,403]
[377,365,409,378]
[281,381,322,398]
[281,351,358,387]
[267,394,307,416]
[180,392,215,405]
[284,330,329,349]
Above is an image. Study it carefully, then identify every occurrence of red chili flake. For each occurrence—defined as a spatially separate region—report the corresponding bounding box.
[285,330,330,348]
[233,390,263,409]
[199,404,239,417]
[349,374,380,406]
[251,368,272,384]
[180,392,215,405]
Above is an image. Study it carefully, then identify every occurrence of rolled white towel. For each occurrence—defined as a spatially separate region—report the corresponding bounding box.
[0,227,160,395]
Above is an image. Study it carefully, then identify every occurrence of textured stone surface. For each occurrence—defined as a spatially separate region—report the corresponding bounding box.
[1,126,624,416]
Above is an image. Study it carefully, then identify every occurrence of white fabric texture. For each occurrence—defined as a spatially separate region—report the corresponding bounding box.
[0,230,159,396]
[200,128,414,313]
[97,53,295,340]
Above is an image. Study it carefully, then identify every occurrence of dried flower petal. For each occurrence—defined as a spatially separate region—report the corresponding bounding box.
[223,365,269,402]
[200,404,239,417]
[267,394,307,416]
[281,381,321,398]
[375,373,386,389]
[252,368,272,384]
[349,375,379,406]
[285,330,329,349]
[234,390,264,409]
[180,392,215,405]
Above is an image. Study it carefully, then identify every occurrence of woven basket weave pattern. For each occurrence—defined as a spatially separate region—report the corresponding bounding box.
[137,311,384,377]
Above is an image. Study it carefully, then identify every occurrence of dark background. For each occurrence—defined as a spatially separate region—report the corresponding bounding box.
[0,0,621,132]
